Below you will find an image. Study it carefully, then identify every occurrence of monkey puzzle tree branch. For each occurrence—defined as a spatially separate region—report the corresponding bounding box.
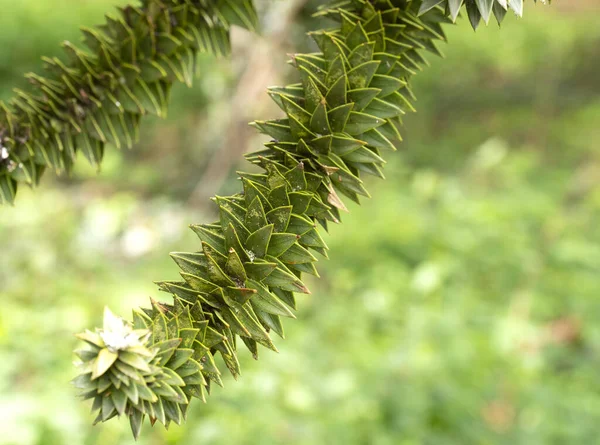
[69,0,545,439]
[0,0,258,204]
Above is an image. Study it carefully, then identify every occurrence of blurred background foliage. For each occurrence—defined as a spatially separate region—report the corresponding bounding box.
[1,0,600,444]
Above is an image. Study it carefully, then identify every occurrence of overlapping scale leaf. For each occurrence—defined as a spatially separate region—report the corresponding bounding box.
[0,0,259,204]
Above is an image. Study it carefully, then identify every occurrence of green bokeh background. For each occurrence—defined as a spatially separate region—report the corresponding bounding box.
[1,1,600,444]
